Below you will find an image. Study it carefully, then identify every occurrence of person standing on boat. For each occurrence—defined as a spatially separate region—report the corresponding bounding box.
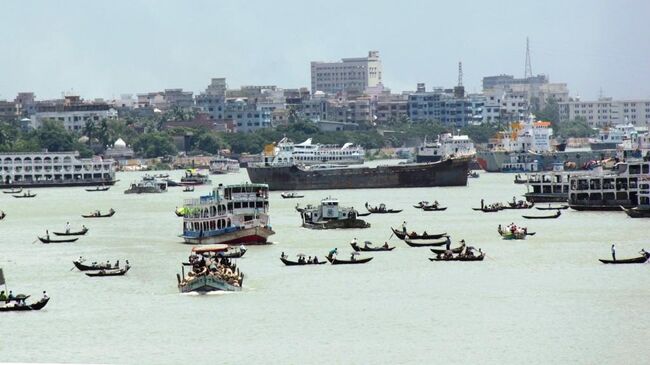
[480,199,484,209]
[65,222,70,234]
[328,248,338,259]
[401,221,407,234]
[445,236,451,250]
[611,244,616,261]
[351,237,358,246]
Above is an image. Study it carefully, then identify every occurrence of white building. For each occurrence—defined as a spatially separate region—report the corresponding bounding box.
[29,96,118,131]
[310,51,382,95]
[559,98,650,127]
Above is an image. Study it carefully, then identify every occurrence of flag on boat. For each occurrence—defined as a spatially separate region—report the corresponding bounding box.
[0,268,5,286]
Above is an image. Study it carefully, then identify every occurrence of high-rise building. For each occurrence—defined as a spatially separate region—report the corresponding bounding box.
[559,98,650,127]
[310,51,382,95]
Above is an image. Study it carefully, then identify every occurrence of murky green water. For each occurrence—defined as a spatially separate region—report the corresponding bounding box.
[1,162,648,364]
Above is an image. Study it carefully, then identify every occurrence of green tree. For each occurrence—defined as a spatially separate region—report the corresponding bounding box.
[133,132,177,158]
[36,120,76,152]
[83,120,96,146]
[554,117,596,139]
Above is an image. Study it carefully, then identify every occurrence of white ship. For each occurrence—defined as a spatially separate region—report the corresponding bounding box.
[209,156,240,174]
[261,137,364,166]
[416,133,475,163]
[0,151,116,188]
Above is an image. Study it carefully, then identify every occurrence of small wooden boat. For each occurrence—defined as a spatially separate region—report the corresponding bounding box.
[503,202,534,209]
[621,206,650,218]
[85,186,110,192]
[413,201,429,209]
[356,212,372,217]
[216,248,247,259]
[155,173,169,179]
[0,297,50,312]
[82,209,115,218]
[350,242,395,252]
[429,253,485,262]
[182,186,195,192]
[326,255,373,265]
[281,192,304,199]
[53,227,89,236]
[3,187,22,194]
[365,202,402,214]
[514,174,528,184]
[391,227,447,240]
[536,205,569,210]
[38,236,79,244]
[85,266,130,277]
[422,205,447,211]
[430,243,465,255]
[73,260,116,271]
[468,171,479,178]
[404,238,449,247]
[0,211,5,220]
[280,257,327,266]
[522,210,561,219]
[13,193,36,198]
[599,252,649,264]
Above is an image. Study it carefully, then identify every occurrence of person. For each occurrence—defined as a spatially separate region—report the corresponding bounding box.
[0,290,6,302]
[445,236,451,250]
[611,244,616,261]
[498,224,502,233]
[328,248,338,259]
[401,221,407,234]
[78,256,84,263]
[42,291,49,300]
[313,256,319,264]
[46,230,50,240]
[351,237,358,246]
[481,199,484,209]
[65,221,71,233]
[350,254,356,261]
[383,241,389,249]
[281,251,286,259]
[8,290,14,302]
[434,200,439,207]
[82,225,87,232]
[512,196,517,205]
[307,256,312,263]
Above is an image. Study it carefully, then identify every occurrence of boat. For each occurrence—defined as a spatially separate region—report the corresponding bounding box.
[497,226,528,240]
[468,171,479,178]
[0,211,5,220]
[415,133,475,163]
[413,201,430,209]
[569,160,650,211]
[503,200,534,209]
[422,205,447,211]
[73,260,117,271]
[216,247,247,259]
[260,137,365,167]
[299,197,370,229]
[472,206,502,212]
[0,151,117,189]
[38,236,79,244]
[180,169,212,186]
[177,245,243,292]
[523,164,594,203]
[0,297,50,312]
[154,173,170,179]
[365,202,402,214]
[281,192,304,199]
[124,177,167,194]
[53,227,88,236]
[589,124,630,150]
[390,227,447,240]
[183,186,195,192]
[598,252,650,264]
[247,156,470,191]
[622,206,650,218]
[430,243,466,255]
[536,204,569,210]
[82,209,115,218]
[209,156,240,174]
[85,265,130,277]
[3,187,22,194]
[13,192,36,198]
[521,210,561,219]
[429,253,485,261]
[86,186,110,192]
[514,174,528,184]
[280,254,327,266]
[326,255,373,265]
[404,238,449,247]
[181,183,275,245]
[350,241,395,252]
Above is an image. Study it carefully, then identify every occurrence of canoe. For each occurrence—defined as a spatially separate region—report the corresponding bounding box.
[621,206,650,218]
[13,193,36,198]
[503,202,534,209]
[391,227,447,240]
[38,236,79,244]
[3,188,22,194]
[404,238,449,247]
[73,260,115,271]
[0,297,50,312]
[366,208,403,214]
[326,256,373,265]
[536,205,569,210]
[429,253,485,262]
[350,242,395,252]
[472,207,501,212]
[422,206,447,211]
[53,228,89,236]
[280,257,327,266]
[281,193,304,199]
[430,244,465,255]
[82,210,115,218]
[356,212,372,217]
[85,186,110,192]
[85,266,130,277]
[522,211,561,219]
[599,253,649,264]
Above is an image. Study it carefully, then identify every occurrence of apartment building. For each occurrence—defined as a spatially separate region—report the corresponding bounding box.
[559,98,650,127]
[310,51,382,95]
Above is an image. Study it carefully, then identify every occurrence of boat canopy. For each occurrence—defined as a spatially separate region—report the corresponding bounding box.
[192,244,229,254]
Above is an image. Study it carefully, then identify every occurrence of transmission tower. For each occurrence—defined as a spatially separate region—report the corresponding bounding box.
[457,61,463,87]
[524,37,532,78]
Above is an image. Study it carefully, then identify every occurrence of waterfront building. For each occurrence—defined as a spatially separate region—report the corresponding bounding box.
[103,138,135,163]
[223,99,271,133]
[310,51,382,95]
[136,89,193,110]
[29,96,118,131]
[375,97,408,124]
[0,100,18,121]
[407,84,476,126]
[558,97,650,127]
[325,98,373,124]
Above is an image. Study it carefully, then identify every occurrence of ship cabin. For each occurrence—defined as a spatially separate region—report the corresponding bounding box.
[182,183,270,237]
[569,161,650,208]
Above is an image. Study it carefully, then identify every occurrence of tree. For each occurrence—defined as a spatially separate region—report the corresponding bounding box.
[194,133,225,154]
[133,132,177,158]
[97,119,110,147]
[554,117,596,139]
[535,98,560,123]
[36,120,76,152]
[83,120,96,146]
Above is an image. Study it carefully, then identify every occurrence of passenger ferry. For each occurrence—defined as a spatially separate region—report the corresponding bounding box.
[298,197,370,229]
[181,183,274,245]
[0,152,116,188]
[415,133,475,163]
[524,163,592,202]
[589,124,634,151]
[568,159,650,211]
[180,169,211,186]
[177,245,243,293]
[261,137,364,166]
[124,176,168,194]
[209,156,240,175]
[622,183,650,218]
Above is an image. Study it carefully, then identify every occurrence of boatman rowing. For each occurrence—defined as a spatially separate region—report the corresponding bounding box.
[611,243,616,261]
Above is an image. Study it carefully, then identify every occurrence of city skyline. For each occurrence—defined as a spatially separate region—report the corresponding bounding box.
[1,0,649,101]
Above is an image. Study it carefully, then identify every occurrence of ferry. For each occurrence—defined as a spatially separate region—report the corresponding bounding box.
[180,169,211,186]
[622,183,650,218]
[523,163,592,202]
[181,183,274,245]
[177,245,243,293]
[415,133,475,163]
[261,137,364,166]
[124,176,168,194]
[568,159,650,211]
[209,156,240,175]
[0,152,116,188]
[589,124,635,151]
[298,197,370,229]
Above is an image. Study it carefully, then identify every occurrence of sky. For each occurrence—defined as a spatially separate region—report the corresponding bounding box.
[1,0,649,101]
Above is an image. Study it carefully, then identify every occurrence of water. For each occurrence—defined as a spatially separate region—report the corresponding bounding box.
[1,163,649,364]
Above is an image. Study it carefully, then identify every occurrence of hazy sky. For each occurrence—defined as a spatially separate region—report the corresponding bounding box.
[1,0,649,101]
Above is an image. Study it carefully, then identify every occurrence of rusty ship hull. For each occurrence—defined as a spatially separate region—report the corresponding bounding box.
[246,157,470,191]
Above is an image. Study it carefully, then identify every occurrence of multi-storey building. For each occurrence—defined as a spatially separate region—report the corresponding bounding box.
[375,97,408,124]
[310,51,382,95]
[407,84,477,126]
[223,99,271,133]
[29,96,118,131]
[559,98,650,127]
[136,88,193,110]
[325,98,373,124]
[0,100,18,121]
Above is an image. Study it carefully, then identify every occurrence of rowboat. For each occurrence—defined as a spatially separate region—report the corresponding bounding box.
[522,211,561,219]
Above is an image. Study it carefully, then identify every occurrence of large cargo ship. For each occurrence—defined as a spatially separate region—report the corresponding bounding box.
[247,157,470,191]
[0,152,116,188]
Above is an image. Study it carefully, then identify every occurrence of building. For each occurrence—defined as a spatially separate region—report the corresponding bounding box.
[29,96,118,131]
[310,51,382,95]
[0,100,18,121]
[223,99,271,132]
[375,96,408,124]
[559,98,650,127]
[103,138,135,162]
[136,89,193,110]
[325,98,373,124]
[407,84,478,126]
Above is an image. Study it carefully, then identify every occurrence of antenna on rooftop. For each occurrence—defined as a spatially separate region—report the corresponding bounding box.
[524,37,532,78]
[457,61,463,87]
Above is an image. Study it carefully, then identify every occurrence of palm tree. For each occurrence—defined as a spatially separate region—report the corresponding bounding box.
[83,120,96,146]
